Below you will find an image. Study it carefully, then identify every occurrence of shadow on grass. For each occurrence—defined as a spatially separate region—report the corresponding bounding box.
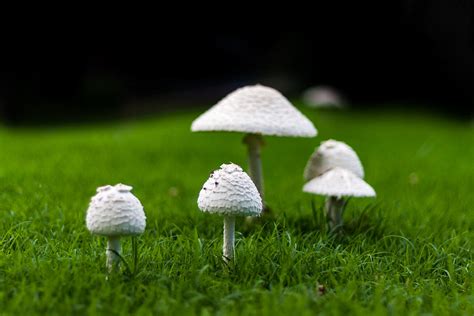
[343,204,386,240]
[240,201,387,243]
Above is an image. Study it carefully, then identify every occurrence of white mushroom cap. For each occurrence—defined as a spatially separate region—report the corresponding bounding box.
[198,163,262,217]
[304,139,364,181]
[302,86,346,109]
[86,184,146,237]
[303,167,376,198]
[191,84,317,137]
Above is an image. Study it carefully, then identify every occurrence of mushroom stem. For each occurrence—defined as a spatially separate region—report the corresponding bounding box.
[223,216,236,262]
[106,237,122,272]
[325,196,346,231]
[243,133,264,200]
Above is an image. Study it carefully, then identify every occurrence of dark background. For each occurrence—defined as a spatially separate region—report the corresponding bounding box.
[1,1,473,124]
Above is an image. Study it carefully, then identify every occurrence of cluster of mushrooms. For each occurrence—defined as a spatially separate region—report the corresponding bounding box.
[86,84,376,271]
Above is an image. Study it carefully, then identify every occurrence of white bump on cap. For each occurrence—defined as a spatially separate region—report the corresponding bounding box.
[86,183,146,237]
[115,183,133,192]
[191,84,317,137]
[303,167,376,198]
[304,139,364,181]
[97,185,113,193]
[197,163,262,217]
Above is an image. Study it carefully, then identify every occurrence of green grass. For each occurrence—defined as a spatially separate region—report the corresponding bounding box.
[0,107,473,315]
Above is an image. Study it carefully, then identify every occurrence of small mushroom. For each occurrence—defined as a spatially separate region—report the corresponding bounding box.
[302,86,347,109]
[304,140,374,230]
[192,85,317,212]
[86,183,146,272]
[303,167,376,230]
[304,139,364,181]
[197,163,262,262]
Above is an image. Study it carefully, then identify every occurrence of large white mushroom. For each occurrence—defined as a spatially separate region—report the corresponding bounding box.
[303,140,375,230]
[192,84,317,210]
[86,184,146,272]
[197,163,262,262]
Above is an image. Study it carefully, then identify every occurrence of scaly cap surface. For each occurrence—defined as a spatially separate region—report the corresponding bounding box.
[191,85,317,137]
[198,163,262,216]
[304,139,364,181]
[86,184,146,237]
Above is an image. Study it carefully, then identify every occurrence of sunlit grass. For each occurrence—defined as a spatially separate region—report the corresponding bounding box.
[0,107,473,315]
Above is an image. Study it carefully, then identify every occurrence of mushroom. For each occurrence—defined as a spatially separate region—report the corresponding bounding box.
[303,167,376,231]
[304,139,364,181]
[192,84,317,210]
[86,183,146,272]
[302,86,346,109]
[303,140,375,230]
[197,163,262,262]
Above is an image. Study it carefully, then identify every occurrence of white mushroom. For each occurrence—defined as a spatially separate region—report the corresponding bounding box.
[304,167,375,197]
[302,86,346,109]
[86,184,146,272]
[303,167,376,231]
[197,163,262,262]
[192,84,317,209]
[303,140,373,231]
[304,139,364,182]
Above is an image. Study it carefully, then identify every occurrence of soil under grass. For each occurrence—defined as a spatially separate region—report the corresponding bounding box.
[0,107,473,315]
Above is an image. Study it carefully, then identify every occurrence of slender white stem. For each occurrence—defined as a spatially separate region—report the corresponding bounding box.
[243,133,264,200]
[223,216,236,262]
[325,196,346,231]
[107,237,121,272]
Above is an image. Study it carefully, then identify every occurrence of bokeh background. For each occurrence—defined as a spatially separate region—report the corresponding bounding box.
[0,1,473,124]
[1,3,474,314]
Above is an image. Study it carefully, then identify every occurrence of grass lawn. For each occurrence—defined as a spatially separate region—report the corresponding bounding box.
[0,107,473,315]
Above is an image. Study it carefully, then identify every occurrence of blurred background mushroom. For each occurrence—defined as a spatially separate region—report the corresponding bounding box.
[302,86,347,109]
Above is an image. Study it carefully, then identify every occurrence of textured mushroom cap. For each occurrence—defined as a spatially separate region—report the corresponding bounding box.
[303,167,376,198]
[86,184,146,237]
[198,163,262,217]
[304,139,364,181]
[191,85,317,137]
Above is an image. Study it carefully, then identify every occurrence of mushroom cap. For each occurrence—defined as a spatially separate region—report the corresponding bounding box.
[303,167,376,198]
[302,86,346,109]
[191,84,317,137]
[304,139,364,181]
[197,163,262,217]
[86,184,146,237]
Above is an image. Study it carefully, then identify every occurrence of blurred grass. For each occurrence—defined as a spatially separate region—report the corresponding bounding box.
[0,107,473,315]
